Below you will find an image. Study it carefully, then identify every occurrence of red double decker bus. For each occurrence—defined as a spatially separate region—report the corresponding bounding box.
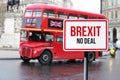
[19,3,106,64]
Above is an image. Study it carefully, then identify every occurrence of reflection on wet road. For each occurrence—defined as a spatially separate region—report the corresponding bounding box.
[1,50,120,80]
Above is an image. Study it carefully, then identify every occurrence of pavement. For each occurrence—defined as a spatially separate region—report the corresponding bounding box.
[0,49,20,60]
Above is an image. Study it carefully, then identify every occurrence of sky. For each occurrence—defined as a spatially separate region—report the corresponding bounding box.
[71,0,101,13]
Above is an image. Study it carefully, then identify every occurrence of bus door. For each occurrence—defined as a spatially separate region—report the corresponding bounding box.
[52,35,64,59]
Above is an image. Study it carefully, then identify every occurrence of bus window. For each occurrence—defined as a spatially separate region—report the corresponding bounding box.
[45,34,53,42]
[57,12,67,19]
[25,10,32,17]
[79,15,88,19]
[98,17,104,19]
[29,32,42,41]
[89,17,96,19]
[68,14,78,19]
[20,30,28,42]
[29,32,53,42]
[21,30,28,38]
[56,36,63,42]
[43,10,55,18]
[33,9,42,17]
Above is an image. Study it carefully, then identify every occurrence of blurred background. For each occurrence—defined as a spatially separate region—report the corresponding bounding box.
[0,0,120,49]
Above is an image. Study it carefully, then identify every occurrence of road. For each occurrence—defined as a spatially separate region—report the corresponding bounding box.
[0,50,120,80]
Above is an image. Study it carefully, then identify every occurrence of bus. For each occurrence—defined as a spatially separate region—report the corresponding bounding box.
[19,3,106,64]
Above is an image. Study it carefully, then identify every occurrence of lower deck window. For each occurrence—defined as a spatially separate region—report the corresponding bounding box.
[56,36,63,42]
[29,31,53,42]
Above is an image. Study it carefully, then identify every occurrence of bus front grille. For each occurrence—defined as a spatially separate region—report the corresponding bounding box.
[21,47,32,58]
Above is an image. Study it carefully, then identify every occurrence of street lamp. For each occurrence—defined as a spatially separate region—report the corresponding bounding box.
[100,0,102,14]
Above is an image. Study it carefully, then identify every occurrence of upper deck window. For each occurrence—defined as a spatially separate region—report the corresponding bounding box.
[79,15,88,19]
[33,10,42,17]
[58,12,67,19]
[68,14,78,19]
[89,17,96,19]
[98,17,104,19]
[25,10,32,17]
[43,10,55,18]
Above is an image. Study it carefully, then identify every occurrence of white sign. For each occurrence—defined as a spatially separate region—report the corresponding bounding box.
[63,19,108,51]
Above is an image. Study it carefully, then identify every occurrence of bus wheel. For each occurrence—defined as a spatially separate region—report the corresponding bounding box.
[38,50,52,65]
[87,52,95,63]
[20,56,30,62]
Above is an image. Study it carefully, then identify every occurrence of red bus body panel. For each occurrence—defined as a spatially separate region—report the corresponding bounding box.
[20,4,105,61]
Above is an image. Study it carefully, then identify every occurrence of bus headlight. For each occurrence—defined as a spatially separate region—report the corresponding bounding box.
[34,50,37,54]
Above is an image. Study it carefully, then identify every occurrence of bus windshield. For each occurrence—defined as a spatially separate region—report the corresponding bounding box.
[20,30,28,42]
[29,31,53,42]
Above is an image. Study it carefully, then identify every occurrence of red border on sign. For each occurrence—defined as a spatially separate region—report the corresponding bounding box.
[63,19,108,51]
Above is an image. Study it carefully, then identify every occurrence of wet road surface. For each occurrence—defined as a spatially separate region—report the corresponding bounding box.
[0,50,120,80]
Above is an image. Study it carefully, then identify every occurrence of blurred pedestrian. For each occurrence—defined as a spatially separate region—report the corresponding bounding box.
[109,48,116,57]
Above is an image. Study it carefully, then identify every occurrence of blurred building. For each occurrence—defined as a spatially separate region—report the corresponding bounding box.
[102,0,120,42]
[0,0,6,35]
[0,0,73,49]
